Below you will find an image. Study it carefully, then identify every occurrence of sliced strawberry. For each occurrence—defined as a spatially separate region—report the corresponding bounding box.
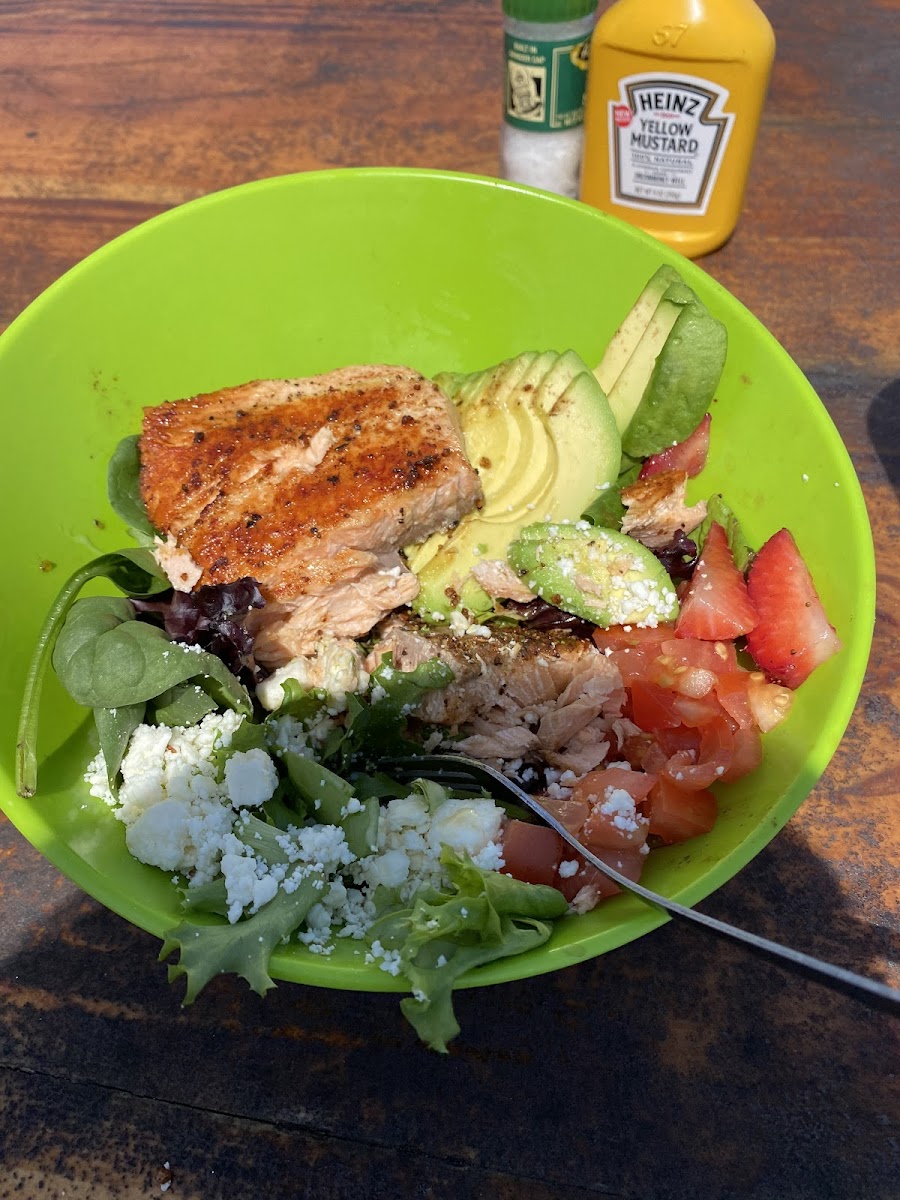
[639,413,711,479]
[745,529,842,688]
[675,521,758,641]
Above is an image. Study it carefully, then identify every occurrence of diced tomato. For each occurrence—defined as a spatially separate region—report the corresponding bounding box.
[670,690,729,728]
[720,725,763,782]
[500,819,564,887]
[638,739,671,776]
[582,807,650,851]
[746,674,794,732]
[540,795,589,835]
[621,732,656,771]
[715,670,755,729]
[639,414,711,479]
[571,765,657,805]
[661,637,738,674]
[593,624,676,654]
[610,644,669,686]
[646,778,718,845]
[568,766,654,851]
[630,678,683,729]
[661,719,732,791]
[653,725,702,760]
[555,848,645,905]
[676,522,758,641]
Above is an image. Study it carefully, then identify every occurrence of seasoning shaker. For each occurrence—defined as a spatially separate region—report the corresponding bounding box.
[500,0,599,198]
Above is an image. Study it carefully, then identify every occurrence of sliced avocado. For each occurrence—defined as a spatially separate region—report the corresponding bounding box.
[605,280,692,437]
[507,521,678,629]
[409,351,621,624]
[623,298,727,459]
[594,265,681,394]
[434,370,467,401]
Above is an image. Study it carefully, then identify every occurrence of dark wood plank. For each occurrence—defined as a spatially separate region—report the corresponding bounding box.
[1,800,898,1199]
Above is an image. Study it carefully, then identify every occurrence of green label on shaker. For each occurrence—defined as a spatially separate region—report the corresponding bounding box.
[504,34,591,132]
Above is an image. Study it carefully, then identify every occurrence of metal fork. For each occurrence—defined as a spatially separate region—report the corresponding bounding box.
[380,753,900,1011]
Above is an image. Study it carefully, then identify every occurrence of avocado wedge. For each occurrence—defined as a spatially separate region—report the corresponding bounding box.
[594,264,681,395]
[597,268,727,460]
[507,521,678,628]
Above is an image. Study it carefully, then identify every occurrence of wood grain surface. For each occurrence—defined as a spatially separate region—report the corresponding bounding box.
[1,2,898,1197]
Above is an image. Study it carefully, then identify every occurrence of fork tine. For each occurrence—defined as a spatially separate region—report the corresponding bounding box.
[378,754,529,802]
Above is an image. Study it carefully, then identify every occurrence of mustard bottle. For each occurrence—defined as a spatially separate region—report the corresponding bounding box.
[579,0,776,258]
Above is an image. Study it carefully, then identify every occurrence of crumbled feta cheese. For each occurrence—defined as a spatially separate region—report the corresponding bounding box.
[428,799,504,857]
[224,748,278,808]
[255,638,369,711]
[125,799,193,872]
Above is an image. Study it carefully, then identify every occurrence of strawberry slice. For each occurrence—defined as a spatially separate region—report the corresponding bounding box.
[745,528,842,688]
[639,413,711,479]
[675,521,758,640]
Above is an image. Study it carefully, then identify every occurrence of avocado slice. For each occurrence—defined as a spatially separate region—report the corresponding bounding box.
[410,351,621,624]
[507,521,678,628]
[623,297,727,459]
[594,265,681,395]
[598,270,727,460]
[605,280,692,437]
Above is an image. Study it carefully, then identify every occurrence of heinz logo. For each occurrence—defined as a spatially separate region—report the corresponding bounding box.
[636,89,701,116]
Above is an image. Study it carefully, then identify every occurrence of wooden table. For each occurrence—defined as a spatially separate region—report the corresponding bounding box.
[1,3,897,1197]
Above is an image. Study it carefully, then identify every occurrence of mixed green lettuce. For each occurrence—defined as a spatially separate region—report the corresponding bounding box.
[371,847,567,1052]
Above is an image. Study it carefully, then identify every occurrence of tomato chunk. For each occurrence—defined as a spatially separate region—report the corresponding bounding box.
[647,778,718,844]
[500,819,563,887]
[593,624,676,654]
[556,848,645,906]
[571,765,657,805]
[540,795,589,835]
[630,678,683,730]
[661,719,733,791]
[661,637,738,674]
[720,724,763,782]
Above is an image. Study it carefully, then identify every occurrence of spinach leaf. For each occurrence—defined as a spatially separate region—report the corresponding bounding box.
[336,655,454,768]
[695,494,755,573]
[275,680,330,722]
[582,462,641,529]
[16,550,170,797]
[93,702,145,796]
[151,682,218,728]
[213,720,269,779]
[261,777,308,831]
[107,434,157,542]
[283,751,378,858]
[52,595,252,713]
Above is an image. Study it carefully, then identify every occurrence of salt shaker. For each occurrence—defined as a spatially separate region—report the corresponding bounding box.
[500,0,599,198]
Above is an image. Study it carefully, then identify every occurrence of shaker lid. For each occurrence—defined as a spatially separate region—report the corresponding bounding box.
[502,0,598,21]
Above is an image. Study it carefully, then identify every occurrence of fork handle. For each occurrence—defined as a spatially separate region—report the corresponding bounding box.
[384,754,900,1009]
[534,802,900,1011]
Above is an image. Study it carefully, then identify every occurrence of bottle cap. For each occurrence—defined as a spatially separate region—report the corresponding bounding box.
[502,0,598,21]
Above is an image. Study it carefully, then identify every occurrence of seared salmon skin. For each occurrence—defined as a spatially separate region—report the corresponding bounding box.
[140,365,482,661]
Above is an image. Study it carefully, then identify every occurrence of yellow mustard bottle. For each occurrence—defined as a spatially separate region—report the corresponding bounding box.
[579,0,775,258]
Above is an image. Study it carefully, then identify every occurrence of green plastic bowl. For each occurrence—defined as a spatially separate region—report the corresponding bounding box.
[0,168,874,993]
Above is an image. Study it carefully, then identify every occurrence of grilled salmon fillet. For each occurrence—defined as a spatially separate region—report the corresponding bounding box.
[140,365,483,663]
